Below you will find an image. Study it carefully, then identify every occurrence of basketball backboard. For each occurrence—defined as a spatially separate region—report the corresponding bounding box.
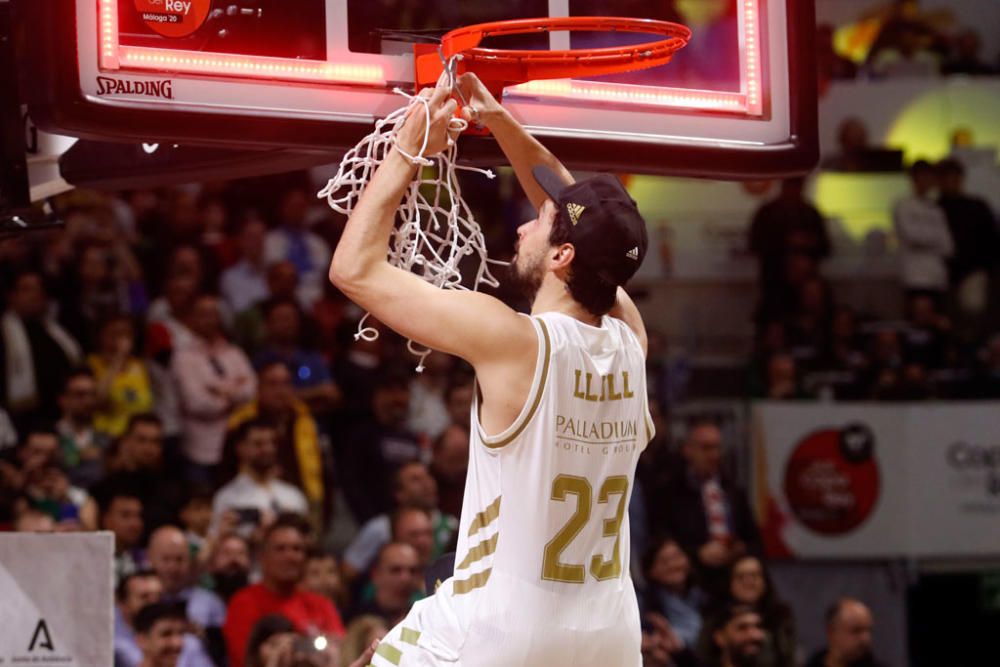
[14,0,817,182]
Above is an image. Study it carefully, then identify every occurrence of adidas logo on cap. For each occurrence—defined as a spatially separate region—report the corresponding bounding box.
[626,246,640,260]
[566,202,586,226]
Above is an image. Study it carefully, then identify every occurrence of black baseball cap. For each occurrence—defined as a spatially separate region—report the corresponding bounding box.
[532,166,648,286]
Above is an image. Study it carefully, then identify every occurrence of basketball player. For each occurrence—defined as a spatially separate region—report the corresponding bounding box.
[329,72,653,666]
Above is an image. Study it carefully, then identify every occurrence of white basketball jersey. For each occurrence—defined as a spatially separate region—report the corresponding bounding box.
[425,311,654,666]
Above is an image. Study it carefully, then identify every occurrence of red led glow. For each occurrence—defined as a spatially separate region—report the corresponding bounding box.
[97,2,762,115]
[98,0,119,69]
[508,1,766,116]
[117,47,384,84]
[99,3,384,86]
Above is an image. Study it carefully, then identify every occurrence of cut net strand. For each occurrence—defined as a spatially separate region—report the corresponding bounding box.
[318,83,503,372]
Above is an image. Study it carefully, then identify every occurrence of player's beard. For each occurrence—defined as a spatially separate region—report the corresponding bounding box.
[507,248,545,302]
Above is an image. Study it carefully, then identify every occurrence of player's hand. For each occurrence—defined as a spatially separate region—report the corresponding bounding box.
[456,73,503,127]
[396,74,461,159]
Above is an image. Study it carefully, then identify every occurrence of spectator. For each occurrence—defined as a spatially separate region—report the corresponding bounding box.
[115,575,213,667]
[902,294,951,369]
[823,118,871,173]
[0,270,82,432]
[220,216,269,314]
[252,298,340,415]
[57,239,143,350]
[806,598,884,667]
[115,571,164,666]
[390,507,435,578]
[0,429,59,517]
[171,293,256,481]
[430,424,468,519]
[761,352,805,401]
[224,514,345,667]
[748,178,830,326]
[107,413,186,534]
[244,613,372,667]
[93,476,147,582]
[869,20,943,78]
[303,548,348,612]
[13,506,56,532]
[942,29,995,76]
[664,419,762,588]
[226,365,324,522]
[134,601,213,667]
[178,486,215,563]
[825,306,868,376]
[347,542,422,627]
[341,615,388,667]
[700,602,767,667]
[233,261,300,354]
[443,373,475,428]
[88,314,157,438]
[54,369,109,488]
[405,352,453,441]
[343,461,456,581]
[784,278,835,370]
[340,370,424,524]
[937,158,998,336]
[207,533,252,603]
[893,160,954,299]
[263,187,330,308]
[147,526,227,634]
[719,555,796,667]
[145,272,199,360]
[212,418,308,535]
[642,611,696,667]
[20,461,95,530]
[641,536,706,650]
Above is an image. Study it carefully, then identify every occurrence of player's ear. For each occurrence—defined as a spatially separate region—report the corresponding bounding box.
[551,243,575,270]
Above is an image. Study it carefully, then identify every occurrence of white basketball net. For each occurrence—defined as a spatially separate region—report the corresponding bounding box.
[318,85,503,372]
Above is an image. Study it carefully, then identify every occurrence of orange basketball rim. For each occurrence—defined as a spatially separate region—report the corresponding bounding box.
[415,16,692,97]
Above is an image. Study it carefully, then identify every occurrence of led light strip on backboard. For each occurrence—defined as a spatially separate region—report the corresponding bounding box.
[97,0,385,85]
[96,0,766,116]
[509,0,765,116]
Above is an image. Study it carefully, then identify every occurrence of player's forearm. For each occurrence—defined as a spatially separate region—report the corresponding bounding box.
[329,149,419,288]
[484,106,574,209]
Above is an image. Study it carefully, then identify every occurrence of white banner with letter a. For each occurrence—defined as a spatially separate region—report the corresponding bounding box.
[0,532,113,666]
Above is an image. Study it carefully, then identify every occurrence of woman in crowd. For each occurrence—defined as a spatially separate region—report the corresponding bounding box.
[701,554,797,667]
[641,536,706,652]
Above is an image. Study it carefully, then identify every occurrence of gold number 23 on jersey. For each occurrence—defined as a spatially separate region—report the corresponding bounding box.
[541,474,629,584]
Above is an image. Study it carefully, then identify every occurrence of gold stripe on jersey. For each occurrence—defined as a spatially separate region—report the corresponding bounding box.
[400,628,420,645]
[467,495,502,536]
[457,532,499,569]
[481,318,552,449]
[453,567,492,595]
[375,641,402,665]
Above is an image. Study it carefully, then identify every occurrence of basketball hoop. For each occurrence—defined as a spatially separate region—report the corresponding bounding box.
[322,17,689,369]
[415,17,692,97]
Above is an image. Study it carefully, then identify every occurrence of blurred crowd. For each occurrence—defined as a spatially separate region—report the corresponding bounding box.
[3,1,998,663]
[817,0,1000,91]
[0,164,897,666]
[747,156,1000,403]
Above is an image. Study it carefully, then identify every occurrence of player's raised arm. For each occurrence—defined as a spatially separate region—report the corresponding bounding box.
[459,73,648,353]
[457,73,575,210]
[328,81,535,367]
